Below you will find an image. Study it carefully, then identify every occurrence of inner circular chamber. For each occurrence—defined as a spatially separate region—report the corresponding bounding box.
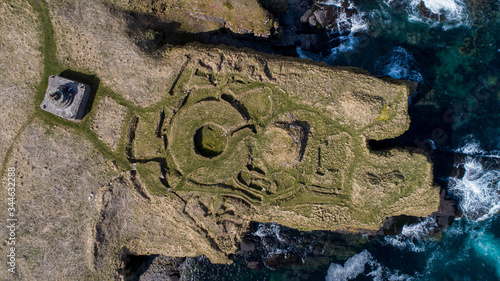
[194,124,227,158]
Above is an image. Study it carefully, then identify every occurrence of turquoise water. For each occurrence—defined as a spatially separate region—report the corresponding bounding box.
[183,1,500,280]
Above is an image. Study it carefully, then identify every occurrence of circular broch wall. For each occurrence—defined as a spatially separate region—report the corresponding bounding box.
[168,100,250,184]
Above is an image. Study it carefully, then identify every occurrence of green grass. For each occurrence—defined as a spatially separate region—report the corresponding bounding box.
[2,0,189,178]
[134,111,164,157]
[138,67,436,228]
[136,162,169,196]
[152,72,363,208]
[376,104,393,121]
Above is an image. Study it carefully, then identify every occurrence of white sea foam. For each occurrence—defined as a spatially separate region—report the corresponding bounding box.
[448,149,500,220]
[325,250,413,281]
[326,250,372,281]
[327,34,364,61]
[296,32,368,63]
[385,0,469,28]
[253,223,285,243]
[375,47,423,82]
[251,223,304,260]
[417,0,467,21]
[323,0,355,9]
[455,137,484,155]
[343,9,369,33]
[319,0,369,33]
[327,2,369,61]
[452,135,500,158]
[383,217,438,252]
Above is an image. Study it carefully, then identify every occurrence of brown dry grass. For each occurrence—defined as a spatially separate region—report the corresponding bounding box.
[0,120,243,279]
[46,0,277,108]
[47,0,189,107]
[266,60,411,140]
[0,121,119,280]
[262,127,300,167]
[0,0,42,170]
[91,96,128,150]
[121,190,242,264]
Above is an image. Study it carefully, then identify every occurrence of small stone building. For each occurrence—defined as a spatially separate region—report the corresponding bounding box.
[40,75,91,121]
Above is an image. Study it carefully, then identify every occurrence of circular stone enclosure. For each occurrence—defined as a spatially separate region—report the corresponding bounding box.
[194,124,228,157]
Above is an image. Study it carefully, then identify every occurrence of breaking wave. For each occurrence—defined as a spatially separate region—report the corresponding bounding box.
[385,0,470,28]
[455,136,484,155]
[384,139,499,254]
[253,222,285,242]
[250,223,291,258]
[448,156,500,221]
[322,0,369,33]
[250,222,308,265]
[375,46,423,82]
[383,217,438,252]
[325,250,413,281]
[453,135,500,158]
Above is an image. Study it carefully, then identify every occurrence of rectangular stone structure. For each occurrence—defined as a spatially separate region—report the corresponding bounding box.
[40,75,91,121]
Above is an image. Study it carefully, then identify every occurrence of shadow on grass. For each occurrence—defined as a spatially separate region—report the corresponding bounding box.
[120,7,280,57]
[59,69,100,118]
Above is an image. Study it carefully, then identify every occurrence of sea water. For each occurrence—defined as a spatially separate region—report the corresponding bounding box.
[182,0,500,280]
[324,151,500,281]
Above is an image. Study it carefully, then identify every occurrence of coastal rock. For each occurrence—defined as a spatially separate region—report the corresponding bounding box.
[247,260,262,270]
[314,9,327,26]
[259,0,289,15]
[309,15,318,26]
[300,9,313,23]
[265,252,303,268]
[417,0,447,21]
[123,255,186,281]
[300,0,362,32]
[434,188,458,227]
